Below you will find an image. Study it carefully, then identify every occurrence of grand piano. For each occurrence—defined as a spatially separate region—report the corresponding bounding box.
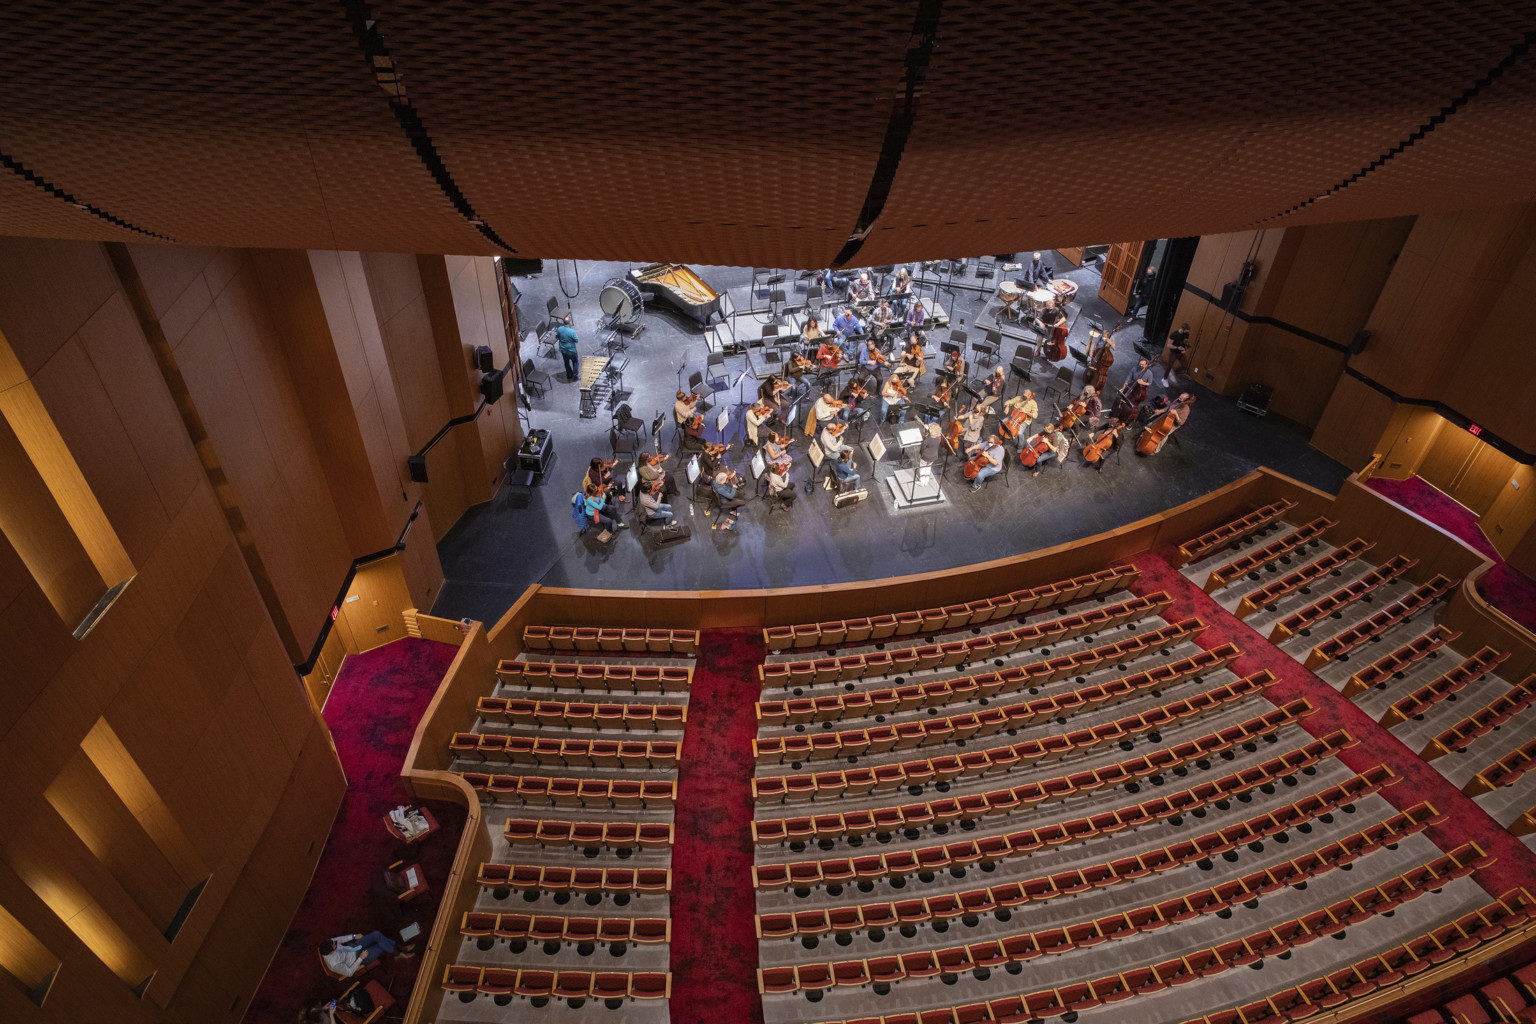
[628,263,726,325]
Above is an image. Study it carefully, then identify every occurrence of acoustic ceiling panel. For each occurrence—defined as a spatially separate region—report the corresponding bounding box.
[1,2,1534,263]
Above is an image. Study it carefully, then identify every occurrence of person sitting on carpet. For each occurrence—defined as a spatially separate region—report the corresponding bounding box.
[320,931,396,978]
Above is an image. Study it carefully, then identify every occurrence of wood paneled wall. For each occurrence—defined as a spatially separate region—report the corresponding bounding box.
[0,236,516,1024]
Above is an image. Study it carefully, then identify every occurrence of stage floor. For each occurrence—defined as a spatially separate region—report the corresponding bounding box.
[432,256,1348,624]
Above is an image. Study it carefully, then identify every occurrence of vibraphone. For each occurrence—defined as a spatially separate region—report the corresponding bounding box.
[578,355,610,418]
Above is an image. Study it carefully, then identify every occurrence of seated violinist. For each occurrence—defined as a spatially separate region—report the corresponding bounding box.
[895,334,925,387]
[788,346,815,376]
[816,338,843,368]
[859,339,887,375]
[820,420,852,457]
[682,407,706,451]
[940,346,966,382]
[766,457,796,505]
[880,374,909,423]
[763,431,793,465]
[832,449,861,490]
[904,297,927,330]
[712,469,747,511]
[637,450,678,499]
[813,390,849,427]
[745,400,773,447]
[672,389,697,429]
[840,377,873,422]
[583,457,626,502]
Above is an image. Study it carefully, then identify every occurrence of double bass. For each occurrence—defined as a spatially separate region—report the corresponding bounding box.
[1045,309,1070,362]
[1086,331,1117,391]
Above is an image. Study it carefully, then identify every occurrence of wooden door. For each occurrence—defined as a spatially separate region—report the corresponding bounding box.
[1055,246,1084,268]
[1098,241,1145,314]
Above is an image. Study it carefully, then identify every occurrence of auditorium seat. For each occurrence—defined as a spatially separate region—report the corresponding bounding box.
[1269,554,1417,642]
[1176,500,1298,565]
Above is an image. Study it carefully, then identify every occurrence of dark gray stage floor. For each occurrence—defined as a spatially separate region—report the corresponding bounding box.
[432,255,1347,625]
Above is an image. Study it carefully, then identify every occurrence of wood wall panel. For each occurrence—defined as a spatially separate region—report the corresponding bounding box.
[1311,373,1397,472]
[1483,463,1536,561]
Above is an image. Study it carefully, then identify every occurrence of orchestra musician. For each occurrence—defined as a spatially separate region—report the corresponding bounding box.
[1080,384,1103,428]
[840,376,873,423]
[802,314,826,345]
[638,477,676,525]
[1082,418,1125,472]
[820,419,853,458]
[998,388,1038,441]
[931,375,955,418]
[904,297,927,330]
[1041,304,1069,361]
[859,338,889,378]
[788,347,815,377]
[940,346,966,383]
[832,448,861,490]
[758,373,789,405]
[745,399,773,448]
[582,484,626,533]
[965,433,1006,491]
[847,272,873,303]
[1163,322,1191,386]
[638,450,679,499]
[978,365,1006,413]
[1086,333,1116,391]
[1057,394,1088,432]
[813,391,850,430]
[763,431,793,465]
[673,389,697,429]
[880,374,910,424]
[889,267,912,311]
[1136,393,1196,455]
[1024,423,1071,476]
[712,468,747,520]
[584,456,626,502]
[832,306,864,342]
[957,403,986,447]
[1024,251,1052,289]
[895,333,925,387]
[816,337,843,368]
[766,456,797,505]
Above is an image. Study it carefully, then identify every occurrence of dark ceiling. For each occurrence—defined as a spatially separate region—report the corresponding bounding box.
[3,2,1535,267]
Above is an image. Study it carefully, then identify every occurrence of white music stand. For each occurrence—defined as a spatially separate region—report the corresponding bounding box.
[716,407,730,435]
[686,456,701,484]
[751,451,767,478]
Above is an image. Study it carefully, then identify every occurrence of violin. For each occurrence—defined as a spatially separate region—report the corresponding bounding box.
[868,348,890,367]
[1083,425,1121,463]
[772,378,792,396]
[1136,409,1179,456]
[845,381,870,401]
[933,379,954,408]
[888,377,909,398]
[687,413,705,434]
[705,442,729,460]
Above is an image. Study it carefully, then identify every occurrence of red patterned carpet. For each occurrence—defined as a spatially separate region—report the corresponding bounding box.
[1366,475,1536,636]
[668,627,768,1024]
[244,638,463,1024]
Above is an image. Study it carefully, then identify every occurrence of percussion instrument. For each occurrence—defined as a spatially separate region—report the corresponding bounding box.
[598,278,645,322]
[579,355,610,390]
[998,281,1022,319]
[1027,288,1054,313]
[1048,278,1078,307]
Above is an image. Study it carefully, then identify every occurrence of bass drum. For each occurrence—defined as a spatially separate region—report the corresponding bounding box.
[598,278,644,321]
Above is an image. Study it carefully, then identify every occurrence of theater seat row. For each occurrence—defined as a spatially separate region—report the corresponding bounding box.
[474,696,687,731]
[1204,516,1334,592]
[1304,573,1458,670]
[523,625,698,654]
[441,964,670,1002]
[758,618,1208,724]
[1269,554,1416,642]
[1180,890,1536,1024]
[796,890,1534,1024]
[496,660,693,694]
[763,567,1141,651]
[751,731,1361,845]
[504,818,674,849]
[459,772,676,808]
[762,593,1176,687]
[1379,646,1509,726]
[1176,499,1297,566]
[476,862,671,896]
[751,765,1399,893]
[758,840,1480,996]
[461,910,670,946]
[757,645,1247,754]
[1340,624,1460,697]
[1235,539,1373,620]
[752,688,1299,802]
[451,733,679,768]
[1463,735,1536,797]
[755,806,1458,942]
[1423,673,1536,759]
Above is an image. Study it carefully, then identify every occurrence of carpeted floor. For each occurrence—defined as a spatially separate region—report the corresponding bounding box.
[1133,553,1536,900]
[244,638,464,1024]
[1366,475,1536,636]
[668,627,768,1024]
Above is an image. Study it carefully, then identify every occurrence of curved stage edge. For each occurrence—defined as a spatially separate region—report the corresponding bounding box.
[395,466,1536,1024]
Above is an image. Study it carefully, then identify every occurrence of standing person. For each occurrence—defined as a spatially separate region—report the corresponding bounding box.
[958,403,986,447]
[1128,265,1157,317]
[919,420,944,469]
[556,315,581,381]
[1163,322,1191,386]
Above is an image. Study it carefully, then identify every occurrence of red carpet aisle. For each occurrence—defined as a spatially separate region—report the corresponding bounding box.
[669,628,768,1024]
[1366,475,1536,635]
[244,638,463,1024]
[1132,554,1536,898]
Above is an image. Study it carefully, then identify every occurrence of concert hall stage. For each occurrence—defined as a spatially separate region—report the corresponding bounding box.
[432,256,1349,626]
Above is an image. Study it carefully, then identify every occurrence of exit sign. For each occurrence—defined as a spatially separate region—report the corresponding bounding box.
[1468,423,1483,436]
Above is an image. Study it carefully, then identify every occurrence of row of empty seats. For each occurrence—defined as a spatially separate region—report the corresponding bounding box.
[504,818,674,849]
[759,617,1207,722]
[523,625,698,654]
[441,964,670,1004]
[1203,516,1334,592]
[477,862,671,897]
[751,732,1363,846]
[451,733,679,768]
[1303,573,1458,669]
[793,888,1533,1024]
[1405,954,1536,1024]
[1463,735,1536,797]
[759,838,1480,995]
[1340,625,1460,697]
[461,911,670,947]
[761,592,1174,687]
[1423,674,1536,760]
[474,696,687,730]
[758,804,1454,944]
[752,763,1395,894]
[752,689,1298,802]
[1234,538,1373,619]
[763,566,1141,651]
[1176,499,1297,566]
[458,773,676,808]
[496,660,693,693]
[1177,889,1536,1024]
[1270,554,1417,642]
[1379,646,1509,726]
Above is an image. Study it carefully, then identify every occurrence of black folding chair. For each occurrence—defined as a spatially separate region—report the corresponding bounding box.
[521,358,553,399]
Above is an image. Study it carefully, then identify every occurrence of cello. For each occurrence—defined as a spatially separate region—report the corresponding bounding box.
[1083,423,1122,464]
[943,411,966,453]
[1018,435,1052,468]
[998,403,1030,440]
[1136,407,1179,455]
[962,445,995,480]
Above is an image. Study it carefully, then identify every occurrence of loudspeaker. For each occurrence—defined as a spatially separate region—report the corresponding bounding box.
[407,454,429,483]
[479,367,506,403]
[474,345,494,372]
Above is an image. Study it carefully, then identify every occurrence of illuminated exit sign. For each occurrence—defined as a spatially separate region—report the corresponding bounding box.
[1468,423,1483,436]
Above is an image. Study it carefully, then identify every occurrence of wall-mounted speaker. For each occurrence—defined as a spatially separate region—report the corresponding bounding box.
[479,367,506,403]
[407,454,429,483]
[474,345,494,372]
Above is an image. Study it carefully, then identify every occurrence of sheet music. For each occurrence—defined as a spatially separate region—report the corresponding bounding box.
[625,465,638,491]
[716,408,730,433]
[686,456,700,483]
[896,426,922,447]
[807,441,825,468]
[732,369,749,387]
[751,451,766,478]
[868,434,888,462]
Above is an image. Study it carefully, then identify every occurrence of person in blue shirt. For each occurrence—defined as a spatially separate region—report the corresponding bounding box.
[583,485,625,532]
[832,307,863,340]
[832,450,860,489]
[555,315,581,381]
